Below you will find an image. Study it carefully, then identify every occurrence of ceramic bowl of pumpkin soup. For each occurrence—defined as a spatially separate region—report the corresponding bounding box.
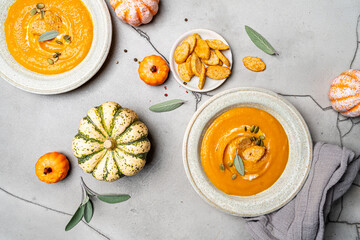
[0,0,111,94]
[183,87,312,217]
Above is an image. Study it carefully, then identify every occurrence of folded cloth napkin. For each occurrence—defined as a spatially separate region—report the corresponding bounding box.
[246,142,360,240]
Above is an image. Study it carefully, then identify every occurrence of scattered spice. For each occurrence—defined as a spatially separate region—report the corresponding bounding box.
[164,94,168,97]
[184,18,188,22]
[124,49,128,53]
[134,58,138,62]
[183,82,187,85]
[164,86,167,90]
[116,61,119,64]
[186,91,188,93]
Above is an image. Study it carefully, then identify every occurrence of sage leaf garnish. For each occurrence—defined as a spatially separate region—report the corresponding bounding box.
[65,204,85,231]
[65,177,130,231]
[84,200,93,223]
[245,25,278,55]
[149,99,185,112]
[97,194,131,204]
[38,30,59,42]
[234,152,245,176]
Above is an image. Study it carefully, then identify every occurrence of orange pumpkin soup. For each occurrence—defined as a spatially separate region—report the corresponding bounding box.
[4,0,93,75]
[201,107,289,196]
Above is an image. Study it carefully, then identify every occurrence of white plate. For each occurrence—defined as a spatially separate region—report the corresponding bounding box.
[183,87,312,217]
[169,29,232,93]
[0,0,112,94]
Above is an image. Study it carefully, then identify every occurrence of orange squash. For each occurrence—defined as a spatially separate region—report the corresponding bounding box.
[110,0,159,27]
[35,152,69,183]
[138,55,169,86]
[329,69,360,117]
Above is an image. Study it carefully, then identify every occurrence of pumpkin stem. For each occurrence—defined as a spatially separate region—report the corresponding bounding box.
[150,65,157,73]
[44,167,52,175]
[104,139,115,150]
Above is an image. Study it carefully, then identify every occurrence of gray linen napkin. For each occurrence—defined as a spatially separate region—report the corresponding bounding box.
[246,142,360,240]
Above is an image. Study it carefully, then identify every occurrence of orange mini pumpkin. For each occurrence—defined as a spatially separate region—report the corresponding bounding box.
[110,0,159,27]
[329,69,360,117]
[138,55,169,86]
[35,152,69,183]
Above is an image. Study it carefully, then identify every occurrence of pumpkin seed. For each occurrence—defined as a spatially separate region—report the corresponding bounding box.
[30,8,38,16]
[40,10,45,19]
[254,126,259,133]
[259,135,265,140]
[54,51,61,55]
[255,139,261,146]
[56,40,63,45]
[54,57,59,62]
[250,125,255,133]
[53,53,58,58]
[250,136,256,141]
[232,174,237,180]
[36,3,45,9]
[47,58,54,65]
[260,140,264,147]
[227,161,233,167]
[244,126,247,131]
[219,163,225,171]
[63,35,71,43]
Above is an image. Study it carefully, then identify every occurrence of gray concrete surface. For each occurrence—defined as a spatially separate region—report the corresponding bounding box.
[1,0,360,239]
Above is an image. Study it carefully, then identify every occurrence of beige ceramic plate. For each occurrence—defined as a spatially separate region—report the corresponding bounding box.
[183,87,312,217]
[0,0,112,94]
[169,29,232,93]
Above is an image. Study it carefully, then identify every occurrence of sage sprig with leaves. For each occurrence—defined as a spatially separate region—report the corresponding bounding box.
[149,99,185,112]
[65,177,130,231]
[245,25,279,55]
[234,150,245,176]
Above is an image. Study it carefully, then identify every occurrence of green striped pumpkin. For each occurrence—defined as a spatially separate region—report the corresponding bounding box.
[72,102,150,182]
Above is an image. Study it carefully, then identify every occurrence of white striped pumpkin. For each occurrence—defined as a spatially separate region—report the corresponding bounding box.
[72,102,150,182]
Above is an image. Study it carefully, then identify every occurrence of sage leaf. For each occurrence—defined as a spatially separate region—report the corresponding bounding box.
[65,204,85,231]
[149,99,185,112]
[84,200,93,223]
[245,26,278,55]
[38,30,59,42]
[97,194,131,204]
[234,153,245,176]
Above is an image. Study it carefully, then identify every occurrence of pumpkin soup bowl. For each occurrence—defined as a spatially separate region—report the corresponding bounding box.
[183,87,312,217]
[0,0,111,94]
